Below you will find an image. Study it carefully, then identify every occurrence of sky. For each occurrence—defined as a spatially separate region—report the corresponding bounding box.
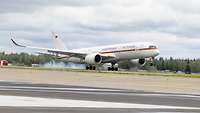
[0,0,200,58]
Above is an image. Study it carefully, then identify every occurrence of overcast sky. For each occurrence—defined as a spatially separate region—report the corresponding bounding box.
[0,0,200,58]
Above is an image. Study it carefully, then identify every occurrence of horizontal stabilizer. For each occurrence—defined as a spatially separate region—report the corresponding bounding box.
[11,39,26,48]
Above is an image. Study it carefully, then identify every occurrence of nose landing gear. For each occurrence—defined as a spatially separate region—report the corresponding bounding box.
[150,57,155,66]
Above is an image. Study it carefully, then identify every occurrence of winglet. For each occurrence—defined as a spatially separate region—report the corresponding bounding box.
[11,38,26,48]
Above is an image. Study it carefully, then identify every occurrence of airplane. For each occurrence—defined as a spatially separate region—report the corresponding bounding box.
[11,33,159,71]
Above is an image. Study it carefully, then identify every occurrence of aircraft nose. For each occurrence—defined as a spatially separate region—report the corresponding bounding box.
[155,49,160,56]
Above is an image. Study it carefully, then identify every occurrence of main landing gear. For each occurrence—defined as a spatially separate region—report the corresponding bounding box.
[108,67,118,71]
[86,63,119,71]
[86,65,96,70]
[107,63,118,71]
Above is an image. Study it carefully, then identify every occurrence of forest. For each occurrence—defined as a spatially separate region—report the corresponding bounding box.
[1,52,200,73]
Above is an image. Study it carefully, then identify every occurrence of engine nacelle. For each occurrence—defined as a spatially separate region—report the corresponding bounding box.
[85,54,102,64]
[130,59,146,66]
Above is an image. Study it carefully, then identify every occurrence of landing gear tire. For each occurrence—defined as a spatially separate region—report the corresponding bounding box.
[86,66,89,70]
[108,67,118,71]
[86,65,96,70]
[108,62,118,71]
[89,66,93,70]
[92,66,96,70]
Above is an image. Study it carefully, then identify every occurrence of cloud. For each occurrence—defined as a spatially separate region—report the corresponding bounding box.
[0,0,200,58]
[0,0,111,13]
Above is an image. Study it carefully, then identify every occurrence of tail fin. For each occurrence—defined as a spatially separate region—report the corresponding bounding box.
[52,32,67,50]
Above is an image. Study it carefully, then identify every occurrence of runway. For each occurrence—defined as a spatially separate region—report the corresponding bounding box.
[0,81,200,113]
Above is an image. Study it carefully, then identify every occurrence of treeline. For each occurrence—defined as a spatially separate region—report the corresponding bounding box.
[0,52,200,73]
[117,57,200,73]
[153,57,200,73]
[0,52,55,66]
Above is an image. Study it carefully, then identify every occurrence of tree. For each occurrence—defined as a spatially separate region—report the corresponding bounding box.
[185,60,191,74]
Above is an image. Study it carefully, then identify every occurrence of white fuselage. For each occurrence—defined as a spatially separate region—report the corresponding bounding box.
[10,35,159,67]
[65,42,159,64]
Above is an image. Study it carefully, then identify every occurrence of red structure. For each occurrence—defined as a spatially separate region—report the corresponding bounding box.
[0,60,8,67]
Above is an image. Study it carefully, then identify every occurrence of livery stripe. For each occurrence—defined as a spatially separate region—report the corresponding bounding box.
[100,48,158,54]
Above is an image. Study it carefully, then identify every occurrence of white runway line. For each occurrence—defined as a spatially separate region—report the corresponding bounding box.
[131,93,200,98]
[1,86,200,98]
[0,95,199,109]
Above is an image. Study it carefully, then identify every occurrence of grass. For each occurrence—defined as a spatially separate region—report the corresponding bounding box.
[4,66,200,78]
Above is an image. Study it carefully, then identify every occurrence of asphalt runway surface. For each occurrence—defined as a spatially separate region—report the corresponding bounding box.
[0,81,200,113]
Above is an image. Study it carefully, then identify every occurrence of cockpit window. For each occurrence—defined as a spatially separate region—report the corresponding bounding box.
[149,45,157,48]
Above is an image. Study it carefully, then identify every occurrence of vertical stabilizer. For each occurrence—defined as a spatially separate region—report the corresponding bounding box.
[52,32,67,50]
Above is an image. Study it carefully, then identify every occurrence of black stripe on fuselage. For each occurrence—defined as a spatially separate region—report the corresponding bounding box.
[99,48,157,54]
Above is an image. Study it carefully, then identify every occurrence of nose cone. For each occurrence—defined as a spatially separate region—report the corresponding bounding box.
[154,49,160,56]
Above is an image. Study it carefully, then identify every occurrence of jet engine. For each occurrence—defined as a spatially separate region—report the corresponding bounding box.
[85,54,102,64]
[130,59,146,66]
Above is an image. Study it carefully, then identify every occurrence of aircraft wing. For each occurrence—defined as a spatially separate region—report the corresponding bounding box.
[11,38,87,58]
[36,52,70,59]
[11,38,117,62]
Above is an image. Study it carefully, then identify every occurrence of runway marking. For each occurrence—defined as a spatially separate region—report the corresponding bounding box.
[0,85,200,98]
[0,95,199,109]
[130,93,200,98]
